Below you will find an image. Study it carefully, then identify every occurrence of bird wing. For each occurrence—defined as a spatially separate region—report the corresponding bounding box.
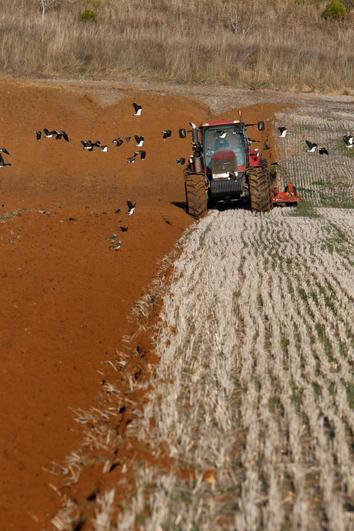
[63,132,69,142]
[305,140,313,149]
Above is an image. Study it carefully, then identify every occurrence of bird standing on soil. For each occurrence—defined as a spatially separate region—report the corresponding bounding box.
[134,135,144,147]
[162,129,172,140]
[127,201,136,215]
[306,140,318,153]
[135,150,146,160]
[112,137,124,147]
[55,130,69,142]
[319,147,329,155]
[0,147,10,155]
[35,130,42,140]
[0,153,11,167]
[343,134,353,148]
[133,103,143,116]
[81,140,101,151]
[127,154,137,164]
[278,126,288,138]
[176,157,186,165]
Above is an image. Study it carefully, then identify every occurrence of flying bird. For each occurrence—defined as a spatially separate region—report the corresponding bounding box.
[306,140,317,153]
[35,130,42,140]
[278,127,288,138]
[127,201,136,216]
[133,103,142,116]
[319,147,329,155]
[0,147,10,155]
[343,134,353,148]
[0,154,11,167]
[112,137,124,147]
[162,129,172,140]
[134,135,144,147]
[176,157,186,165]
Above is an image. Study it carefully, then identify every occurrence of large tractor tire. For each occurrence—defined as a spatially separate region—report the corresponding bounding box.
[247,167,273,213]
[184,173,208,219]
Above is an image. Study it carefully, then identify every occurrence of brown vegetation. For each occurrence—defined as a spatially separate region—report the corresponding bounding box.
[0,0,353,92]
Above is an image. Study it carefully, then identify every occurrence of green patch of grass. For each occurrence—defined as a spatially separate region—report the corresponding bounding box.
[290,199,319,218]
[312,180,327,187]
[291,383,304,411]
[328,382,337,396]
[312,381,322,397]
[345,383,354,409]
[338,140,354,158]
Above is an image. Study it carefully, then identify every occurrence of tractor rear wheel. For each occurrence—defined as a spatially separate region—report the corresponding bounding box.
[247,167,273,213]
[184,173,208,219]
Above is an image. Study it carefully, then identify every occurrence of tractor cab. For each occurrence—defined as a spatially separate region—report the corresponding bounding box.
[201,122,248,178]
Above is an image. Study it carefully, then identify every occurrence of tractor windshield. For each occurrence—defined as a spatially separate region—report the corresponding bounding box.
[203,125,246,169]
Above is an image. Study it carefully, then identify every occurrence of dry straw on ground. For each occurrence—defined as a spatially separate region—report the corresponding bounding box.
[0,0,353,92]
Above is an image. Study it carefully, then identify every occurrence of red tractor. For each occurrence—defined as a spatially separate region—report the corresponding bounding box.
[179,118,299,218]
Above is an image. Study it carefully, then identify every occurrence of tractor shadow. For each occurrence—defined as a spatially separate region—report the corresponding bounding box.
[171,198,250,214]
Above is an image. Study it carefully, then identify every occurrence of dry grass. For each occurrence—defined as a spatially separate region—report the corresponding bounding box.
[0,0,353,92]
[113,206,354,530]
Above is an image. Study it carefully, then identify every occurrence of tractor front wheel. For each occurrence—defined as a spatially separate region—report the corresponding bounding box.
[247,167,273,213]
[184,173,208,219]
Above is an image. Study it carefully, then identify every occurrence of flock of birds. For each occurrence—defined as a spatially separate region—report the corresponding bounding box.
[277,126,353,154]
[30,103,188,166]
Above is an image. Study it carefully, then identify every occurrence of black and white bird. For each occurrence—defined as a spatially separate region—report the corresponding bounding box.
[99,144,108,153]
[217,130,227,139]
[125,136,132,143]
[319,147,329,156]
[35,130,42,140]
[0,147,10,155]
[343,134,353,148]
[127,200,136,216]
[55,130,69,142]
[179,128,187,138]
[112,137,124,147]
[176,157,186,165]
[43,128,57,138]
[127,153,137,164]
[81,140,101,151]
[306,140,318,153]
[162,129,172,140]
[134,135,144,147]
[135,150,146,160]
[0,154,11,167]
[278,126,288,138]
[133,103,142,116]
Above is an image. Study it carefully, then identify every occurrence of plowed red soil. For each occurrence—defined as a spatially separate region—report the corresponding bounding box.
[0,77,281,530]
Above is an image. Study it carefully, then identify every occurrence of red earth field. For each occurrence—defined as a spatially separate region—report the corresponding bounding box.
[0,77,280,529]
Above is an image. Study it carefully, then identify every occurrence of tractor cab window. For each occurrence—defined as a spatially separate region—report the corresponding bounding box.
[203,126,246,169]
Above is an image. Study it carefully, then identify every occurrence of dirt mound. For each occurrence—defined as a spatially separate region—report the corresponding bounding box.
[0,77,280,529]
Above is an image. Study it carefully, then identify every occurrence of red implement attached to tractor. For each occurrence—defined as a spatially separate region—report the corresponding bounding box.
[179,117,300,218]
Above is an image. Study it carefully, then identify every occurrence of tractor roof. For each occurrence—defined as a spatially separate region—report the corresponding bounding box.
[201,119,241,127]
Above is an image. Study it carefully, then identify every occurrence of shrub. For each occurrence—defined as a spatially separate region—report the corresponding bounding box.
[321,0,348,19]
[80,9,97,22]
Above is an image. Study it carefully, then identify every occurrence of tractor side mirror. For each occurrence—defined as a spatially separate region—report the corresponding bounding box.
[179,128,187,138]
[258,121,265,131]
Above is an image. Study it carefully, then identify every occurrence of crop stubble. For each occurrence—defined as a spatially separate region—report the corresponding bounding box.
[111,207,353,531]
